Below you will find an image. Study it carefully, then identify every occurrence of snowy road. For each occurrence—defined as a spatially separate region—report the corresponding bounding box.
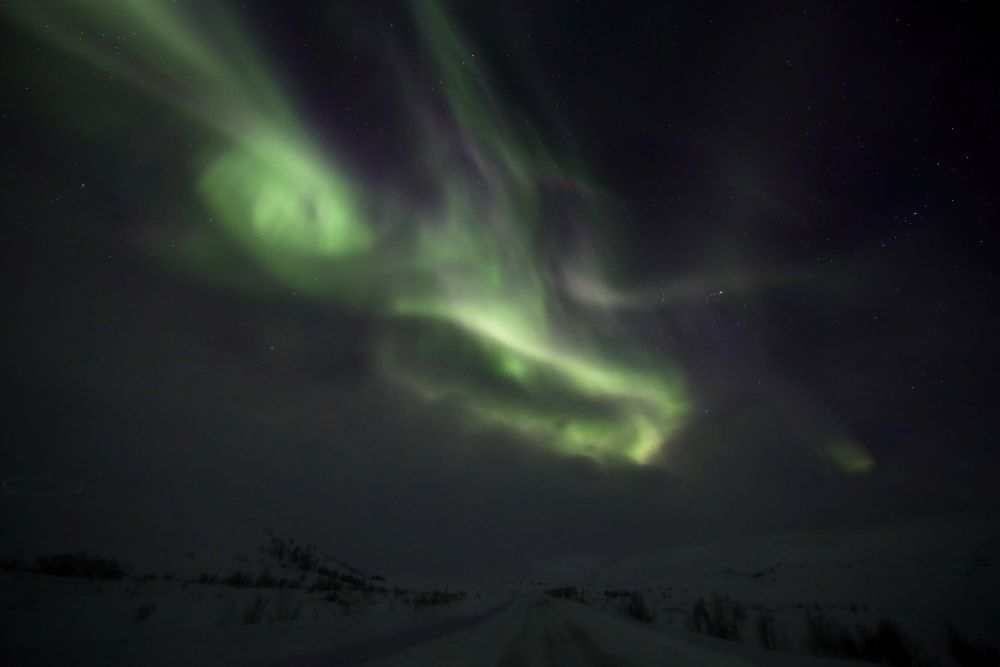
[367,595,751,667]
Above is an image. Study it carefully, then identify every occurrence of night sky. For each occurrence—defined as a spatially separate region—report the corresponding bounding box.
[1,1,998,577]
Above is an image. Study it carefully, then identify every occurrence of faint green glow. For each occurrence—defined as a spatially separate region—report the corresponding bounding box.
[10,0,691,465]
[5,0,296,131]
[823,440,875,474]
[497,352,533,383]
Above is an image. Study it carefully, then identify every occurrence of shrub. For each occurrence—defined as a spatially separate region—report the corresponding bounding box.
[316,565,339,578]
[133,601,157,622]
[221,570,253,588]
[309,577,343,593]
[947,622,1000,667]
[625,592,655,623]
[756,611,785,650]
[804,613,931,667]
[242,596,268,624]
[217,600,238,626]
[254,569,277,588]
[857,621,920,666]
[544,586,582,602]
[264,535,321,573]
[339,573,368,590]
[804,613,854,657]
[688,594,746,641]
[33,552,127,580]
[1,559,23,572]
[269,591,303,622]
[326,590,357,608]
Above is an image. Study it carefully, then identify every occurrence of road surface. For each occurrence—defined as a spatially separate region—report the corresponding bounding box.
[366,595,751,667]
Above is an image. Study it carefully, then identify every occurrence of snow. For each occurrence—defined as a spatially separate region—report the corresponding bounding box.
[1,511,997,665]
[0,572,505,665]
[532,512,1000,663]
[368,595,754,666]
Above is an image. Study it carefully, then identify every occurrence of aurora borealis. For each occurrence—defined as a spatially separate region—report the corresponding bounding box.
[9,0,691,465]
[2,0,998,576]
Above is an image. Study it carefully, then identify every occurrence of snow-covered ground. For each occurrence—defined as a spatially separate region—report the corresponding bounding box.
[368,594,753,667]
[1,511,997,665]
[0,571,505,665]
[0,487,508,665]
[530,512,1000,665]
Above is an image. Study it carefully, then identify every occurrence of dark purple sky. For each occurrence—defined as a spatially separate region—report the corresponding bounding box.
[1,1,997,577]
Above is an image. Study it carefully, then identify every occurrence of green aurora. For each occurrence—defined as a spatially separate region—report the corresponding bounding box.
[6,0,875,471]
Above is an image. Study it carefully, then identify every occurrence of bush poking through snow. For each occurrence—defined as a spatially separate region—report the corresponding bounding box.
[269,591,303,622]
[309,576,343,594]
[221,570,253,588]
[625,592,655,623]
[132,601,157,622]
[946,622,1000,667]
[254,569,278,588]
[242,596,269,624]
[32,552,127,580]
[544,586,582,602]
[755,611,786,650]
[325,590,349,606]
[218,592,303,625]
[688,594,746,641]
[804,613,932,667]
[218,600,238,626]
